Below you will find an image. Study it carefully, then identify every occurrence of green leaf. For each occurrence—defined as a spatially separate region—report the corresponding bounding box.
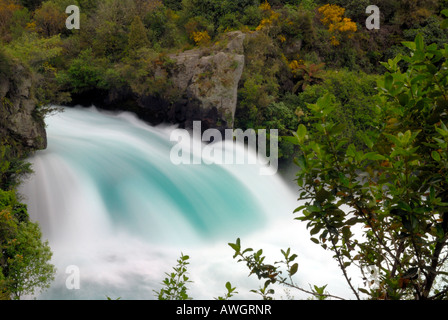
[310,225,321,236]
[383,133,401,146]
[295,154,307,170]
[415,34,424,51]
[317,93,332,110]
[364,152,386,161]
[242,248,253,254]
[329,123,346,136]
[359,288,370,294]
[426,64,438,75]
[282,135,299,145]
[402,41,416,51]
[384,73,393,91]
[228,239,241,255]
[294,205,307,213]
[441,19,448,29]
[432,150,441,162]
[306,205,321,213]
[296,124,307,142]
[360,134,374,150]
[290,263,298,276]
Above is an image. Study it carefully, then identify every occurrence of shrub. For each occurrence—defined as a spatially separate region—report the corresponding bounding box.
[288,34,448,300]
[296,69,381,147]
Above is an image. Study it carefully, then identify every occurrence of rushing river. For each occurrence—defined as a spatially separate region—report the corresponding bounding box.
[19,106,348,300]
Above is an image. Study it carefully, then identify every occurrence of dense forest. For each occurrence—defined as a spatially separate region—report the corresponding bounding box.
[1,0,448,159]
[1,0,448,300]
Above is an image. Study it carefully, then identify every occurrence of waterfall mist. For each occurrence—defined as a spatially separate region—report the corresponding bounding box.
[19,106,349,300]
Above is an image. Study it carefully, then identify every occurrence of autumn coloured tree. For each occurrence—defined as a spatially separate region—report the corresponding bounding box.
[0,0,24,41]
[255,0,280,31]
[318,4,357,46]
[31,1,66,37]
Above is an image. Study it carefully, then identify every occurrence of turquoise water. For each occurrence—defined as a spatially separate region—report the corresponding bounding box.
[20,106,347,300]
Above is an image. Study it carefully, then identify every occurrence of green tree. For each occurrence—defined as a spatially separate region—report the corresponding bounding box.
[32,1,67,37]
[127,15,150,52]
[0,189,56,300]
[288,34,448,299]
[4,32,63,70]
[296,69,381,148]
[58,48,111,94]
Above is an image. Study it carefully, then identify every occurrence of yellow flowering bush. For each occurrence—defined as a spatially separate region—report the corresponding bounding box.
[318,4,357,46]
[191,30,211,46]
[255,1,280,31]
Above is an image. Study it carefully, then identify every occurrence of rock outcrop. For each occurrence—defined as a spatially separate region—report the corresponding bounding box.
[166,31,245,130]
[0,62,47,154]
[69,31,247,132]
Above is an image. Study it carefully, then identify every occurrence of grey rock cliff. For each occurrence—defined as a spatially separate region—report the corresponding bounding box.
[0,63,47,153]
[71,31,247,132]
[167,31,246,129]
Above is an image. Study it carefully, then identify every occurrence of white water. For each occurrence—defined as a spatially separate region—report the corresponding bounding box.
[19,106,352,300]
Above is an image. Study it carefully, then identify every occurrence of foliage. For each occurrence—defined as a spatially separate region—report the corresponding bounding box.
[287,35,448,299]
[31,0,66,37]
[0,145,33,191]
[228,238,343,300]
[215,281,238,300]
[297,69,381,148]
[127,15,150,51]
[191,30,211,46]
[144,5,183,49]
[0,48,12,77]
[57,48,111,94]
[154,253,193,300]
[4,32,63,70]
[0,0,28,42]
[4,0,448,301]
[394,0,439,27]
[289,60,325,92]
[317,4,357,46]
[0,189,56,300]
[403,15,448,49]
[17,0,43,11]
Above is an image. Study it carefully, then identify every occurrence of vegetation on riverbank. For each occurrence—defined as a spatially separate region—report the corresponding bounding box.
[2,0,447,161]
[2,0,448,299]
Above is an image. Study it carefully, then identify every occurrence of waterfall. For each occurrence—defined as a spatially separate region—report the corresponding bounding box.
[19,106,348,300]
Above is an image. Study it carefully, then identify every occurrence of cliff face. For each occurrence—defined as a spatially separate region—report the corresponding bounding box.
[134,31,246,131]
[166,31,246,130]
[0,62,47,155]
[69,31,247,132]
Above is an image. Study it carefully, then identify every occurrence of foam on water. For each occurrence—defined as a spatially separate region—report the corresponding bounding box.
[19,106,353,300]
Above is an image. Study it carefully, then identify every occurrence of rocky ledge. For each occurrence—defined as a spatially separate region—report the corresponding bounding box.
[0,62,47,155]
